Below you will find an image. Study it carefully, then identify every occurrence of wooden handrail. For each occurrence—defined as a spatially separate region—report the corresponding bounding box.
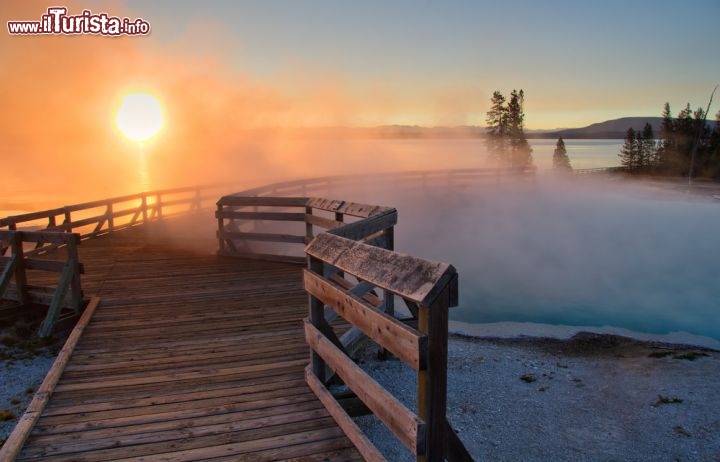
[230,167,533,199]
[1,185,226,252]
[215,186,469,459]
[0,230,83,337]
[304,234,469,461]
[0,184,228,336]
[215,196,397,263]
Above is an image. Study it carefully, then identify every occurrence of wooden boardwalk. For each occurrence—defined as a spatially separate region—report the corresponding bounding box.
[13,222,362,461]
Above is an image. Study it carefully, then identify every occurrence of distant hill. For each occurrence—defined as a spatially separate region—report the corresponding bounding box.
[535,117,664,139]
[258,117,711,140]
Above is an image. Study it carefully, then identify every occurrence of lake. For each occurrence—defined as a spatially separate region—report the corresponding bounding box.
[10,137,717,345]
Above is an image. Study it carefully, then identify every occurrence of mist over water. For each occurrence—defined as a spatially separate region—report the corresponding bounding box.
[329,175,720,341]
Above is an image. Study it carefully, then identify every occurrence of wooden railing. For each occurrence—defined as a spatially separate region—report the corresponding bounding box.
[573,166,626,175]
[216,196,397,264]
[0,230,82,337]
[237,167,534,198]
[0,185,223,254]
[216,191,471,460]
[305,235,469,462]
[1,184,227,335]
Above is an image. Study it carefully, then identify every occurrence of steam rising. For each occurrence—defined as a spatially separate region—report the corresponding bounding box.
[326,176,720,341]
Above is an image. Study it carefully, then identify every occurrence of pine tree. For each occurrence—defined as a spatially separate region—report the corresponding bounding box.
[638,123,656,171]
[505,89,533,169]
[485,91,508,165]
[656,102,675,172]
[619,127,638,171]
[552,137,572,171]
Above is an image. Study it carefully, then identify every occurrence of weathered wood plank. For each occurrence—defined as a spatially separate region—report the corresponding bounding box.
[306,232,457,307]
[217,230,306,244]
[305,366,386,462]
[304,320,424,455]
[217,196,308,207]
[304,269,425,370]
[329,210,397,242]
[306,197,391,218]
[305,213,344,230]
[215,210,306,221]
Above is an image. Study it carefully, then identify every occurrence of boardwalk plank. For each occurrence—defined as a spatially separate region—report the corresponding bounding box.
[13,222,359,461]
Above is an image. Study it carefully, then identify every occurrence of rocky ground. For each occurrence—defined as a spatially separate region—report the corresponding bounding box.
[356,333,720,461]
[2,306,719,461]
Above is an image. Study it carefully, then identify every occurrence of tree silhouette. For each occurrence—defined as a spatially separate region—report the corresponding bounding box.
[485,89,533,169]
[552,137,572,171]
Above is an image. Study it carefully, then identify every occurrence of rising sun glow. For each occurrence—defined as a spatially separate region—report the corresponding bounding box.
[116,93,164,142]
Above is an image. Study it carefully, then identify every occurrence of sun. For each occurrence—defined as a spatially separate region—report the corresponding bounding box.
[116,93,164,142]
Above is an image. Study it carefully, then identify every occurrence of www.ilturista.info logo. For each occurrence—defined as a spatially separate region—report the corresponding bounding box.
[7,7,150,36]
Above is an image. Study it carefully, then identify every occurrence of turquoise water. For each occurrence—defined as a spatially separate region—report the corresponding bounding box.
[381,178,720,341]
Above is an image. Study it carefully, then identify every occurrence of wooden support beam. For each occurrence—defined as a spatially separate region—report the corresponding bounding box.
[304,320,425,455]
[417,285,451,462]
[38,263,73,337]
[218,230,306,244]
[305,367,386,462]
[304,270,425,371]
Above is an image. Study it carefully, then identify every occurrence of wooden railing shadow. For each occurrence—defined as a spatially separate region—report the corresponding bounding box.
[216,192,472,461]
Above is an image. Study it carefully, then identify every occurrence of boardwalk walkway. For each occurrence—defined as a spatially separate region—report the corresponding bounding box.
[14,221,361,461]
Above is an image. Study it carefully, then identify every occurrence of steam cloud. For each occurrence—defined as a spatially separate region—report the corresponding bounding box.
[327,176,720,341]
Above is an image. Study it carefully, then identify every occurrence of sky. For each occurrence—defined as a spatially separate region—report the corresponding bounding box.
[1,0,719,200]
[128,0,719,129]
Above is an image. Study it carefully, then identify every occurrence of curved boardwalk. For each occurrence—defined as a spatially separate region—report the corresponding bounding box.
[15,223,360,461]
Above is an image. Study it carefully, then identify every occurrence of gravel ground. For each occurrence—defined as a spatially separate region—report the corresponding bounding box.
[0,305,65,447]
[2,327,718,461]
[0,355,55,443]
[356,333,720,462]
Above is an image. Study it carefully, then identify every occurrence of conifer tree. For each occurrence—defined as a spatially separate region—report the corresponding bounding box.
[656,102,675,172]
[506,89,534,169]
[638,123,656,171]
[552,137,572,171]
[619,127,638,171]
[485,91,508,165]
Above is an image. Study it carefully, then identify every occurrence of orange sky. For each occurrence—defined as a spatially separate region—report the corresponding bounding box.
[2,1,718,203]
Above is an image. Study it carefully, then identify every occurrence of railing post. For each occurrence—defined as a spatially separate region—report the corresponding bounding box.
[157,193,163,218]
[308,255,327,383]
[217,203,225,254]
[12,232,28,305]
[383,226,395,317]
[107,203,114,232]
[417,285,450,462]
[63,207,72,233]
[67,234,83,313]
[141,193,148,223]
[305,205,313,243]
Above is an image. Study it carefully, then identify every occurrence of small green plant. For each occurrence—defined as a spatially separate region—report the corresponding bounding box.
[0,409,16,421]
[654,395,683,407]
[520,373,537,383]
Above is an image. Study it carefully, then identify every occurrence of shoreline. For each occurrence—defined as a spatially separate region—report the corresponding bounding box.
[449,320,720,351]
